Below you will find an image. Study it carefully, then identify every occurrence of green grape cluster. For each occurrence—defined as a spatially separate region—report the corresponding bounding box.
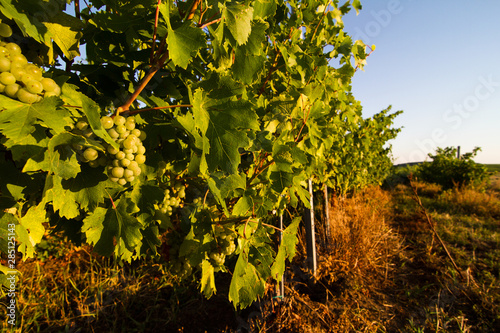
[159,184,185,216]
[209,225,237,268]
[102,115,146,185]
[168,223,237,279]
[154,181,186,227]
[0,20,61,103]
[70,115,147,185]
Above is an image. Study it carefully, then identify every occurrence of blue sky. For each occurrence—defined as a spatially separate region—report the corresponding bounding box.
[342,0,500,164]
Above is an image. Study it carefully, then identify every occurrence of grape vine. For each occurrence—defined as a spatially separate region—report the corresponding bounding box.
[0,0,402,309]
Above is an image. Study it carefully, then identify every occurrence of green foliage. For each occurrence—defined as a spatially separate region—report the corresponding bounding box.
[0,0,402,309]
[416,147,489,189]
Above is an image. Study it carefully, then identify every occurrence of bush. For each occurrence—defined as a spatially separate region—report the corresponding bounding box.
[416,147,488,189]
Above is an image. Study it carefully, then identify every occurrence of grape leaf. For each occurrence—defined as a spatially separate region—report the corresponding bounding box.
[82,196,143,257]
[271,217,300,282]
[252,0,277,19]
[17,202,47,258]
[205,100,258,174]
[0,211,17,254]
[130,183,164,224]
[1,124,49,162]
[0,97,69,143]
[269,168,294,193]
[167,23,205,69]
[23,135,82,179]
[223,2,254,45]
[232,195,252,216]
[47,167,108,219]
[232,21,267,84]
[200,259,216,298]
[229,250,265,309]
[43,11,83,60]
[140,224,161,255]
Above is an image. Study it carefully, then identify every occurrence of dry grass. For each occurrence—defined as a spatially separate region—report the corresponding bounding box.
[438,186,500,219]
[317,186,399,284]
[252,186,406,332]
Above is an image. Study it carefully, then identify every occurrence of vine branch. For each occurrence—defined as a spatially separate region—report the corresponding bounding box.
[150,0,162,64]
[126,104,193,116]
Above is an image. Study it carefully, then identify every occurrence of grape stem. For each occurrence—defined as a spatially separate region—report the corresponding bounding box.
[117,51,170,114]
[185,0,202,20]
[150,0,162,64]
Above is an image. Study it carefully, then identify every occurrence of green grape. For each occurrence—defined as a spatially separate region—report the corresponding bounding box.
[0,46,9,57]
[0,23,13,38]
[20,73,35,85]
[107,144,119,155]
[118,178,127,186]
[24,64,43,80]
[100,116,114,129]
[10,67,26,81]
[0,83,5,93]
[10,54,28,67]
[51,84,61,96]
[119,130,130,139]
[5,43,21,56]
[131,129,141,138]
[115,151,125,160]
[83,148,98,161]
[76,120,89,131]
[131,166,141,177]
[114,115,126,126]
[115,125,126,134]
[124,169,134,179]
[125,176,135,183]
[109,177,119,183]
[125,120,135,130]
[107,128,119,139]
[124,153,133,161]
[111,167,124,178]
[128,160,139,170]
[88,160,100,168]
[139,131,147,141]
[25,80,44,94]
[4,83,20,98]
[135,154,146,165]
[0,57,11,72]
[122,137,134,149]
[16,88,38,104]
[44,91,59,98]
[0,72,16,85]
[137,145,146,155]
[40,77,59,93]
[112,159,120,167]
